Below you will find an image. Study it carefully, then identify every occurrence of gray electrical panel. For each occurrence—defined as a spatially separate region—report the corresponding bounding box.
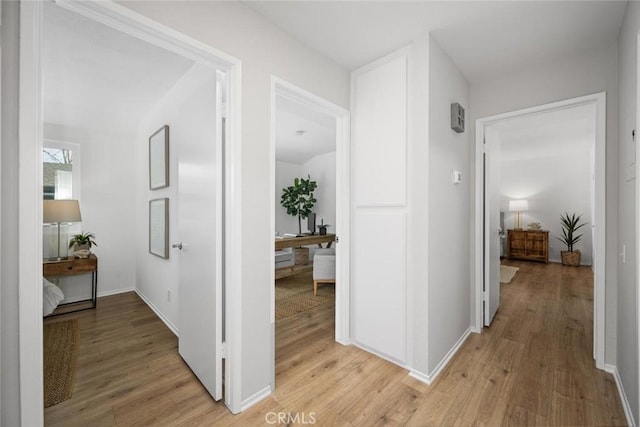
[451,103,465,133]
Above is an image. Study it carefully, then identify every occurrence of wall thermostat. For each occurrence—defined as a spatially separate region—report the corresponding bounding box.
[451,103,465,133]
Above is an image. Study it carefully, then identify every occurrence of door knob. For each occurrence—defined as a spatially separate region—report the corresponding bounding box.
[171,242,183,250]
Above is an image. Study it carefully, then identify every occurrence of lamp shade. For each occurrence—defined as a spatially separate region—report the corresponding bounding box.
[508,199,529,212]
[43,200,82,223]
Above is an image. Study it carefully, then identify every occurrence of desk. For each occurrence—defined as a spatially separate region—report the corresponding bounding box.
[43,254,98,315]
[275,233,336,250]
[275,234,335,279]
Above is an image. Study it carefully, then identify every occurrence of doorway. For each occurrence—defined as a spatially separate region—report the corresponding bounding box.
[474,92,606,369]
[18,1,243,422]
[269,77,350,388]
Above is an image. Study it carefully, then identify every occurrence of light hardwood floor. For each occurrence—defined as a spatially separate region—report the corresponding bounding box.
[44,261,627,426]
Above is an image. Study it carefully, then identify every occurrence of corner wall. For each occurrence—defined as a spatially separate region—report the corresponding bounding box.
[469,42,619,366]
[426,37,471,373]
[616,1,639,422]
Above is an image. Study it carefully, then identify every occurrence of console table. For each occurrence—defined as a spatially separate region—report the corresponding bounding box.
[43,254,98,315]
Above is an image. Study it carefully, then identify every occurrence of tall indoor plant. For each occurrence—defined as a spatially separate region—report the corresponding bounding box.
[281,175,317,235]
[556,212,586,266]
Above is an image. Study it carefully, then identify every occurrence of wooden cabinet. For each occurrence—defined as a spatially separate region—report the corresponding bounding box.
[43,254,98,315]
[507,230,549,263]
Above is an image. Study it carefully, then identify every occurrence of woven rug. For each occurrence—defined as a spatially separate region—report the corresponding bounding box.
[276,272,335,320]
[44,319,80,407]
[500,265,520,284]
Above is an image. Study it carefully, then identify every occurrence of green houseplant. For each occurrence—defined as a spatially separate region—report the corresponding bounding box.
[281,175,317,235]
[69,232,97,258]
[556,213,586,266]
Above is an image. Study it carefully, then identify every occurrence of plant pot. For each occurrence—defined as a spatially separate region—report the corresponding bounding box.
[561,250,581,266]
[73,244,91,258]
[294,247,309,265]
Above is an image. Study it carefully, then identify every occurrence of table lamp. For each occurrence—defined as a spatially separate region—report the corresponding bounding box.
[43,199,82,261]
[508,199,528,230]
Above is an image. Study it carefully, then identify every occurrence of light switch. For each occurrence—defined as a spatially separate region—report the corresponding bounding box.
[452,170,462,184]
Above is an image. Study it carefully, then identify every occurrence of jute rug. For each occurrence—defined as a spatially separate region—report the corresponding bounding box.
[500,265,520,284]
[44,319,80,407]
[276,271,335,320]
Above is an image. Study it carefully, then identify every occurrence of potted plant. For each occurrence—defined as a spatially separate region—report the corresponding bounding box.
[556,213,586,266]
[69,232,97,258]
[317,218,331,235]
[280,175,317,235]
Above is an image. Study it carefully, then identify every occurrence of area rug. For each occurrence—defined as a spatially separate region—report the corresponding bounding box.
[276,272,335,320]
[500,265,520,284]
[44,319,80,407]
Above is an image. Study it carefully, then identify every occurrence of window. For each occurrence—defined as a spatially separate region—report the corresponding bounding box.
[42,140,81,258]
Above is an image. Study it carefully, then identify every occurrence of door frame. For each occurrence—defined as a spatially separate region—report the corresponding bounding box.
[473,92,606,370]
[18,0,244,421]
[269,76,351,385]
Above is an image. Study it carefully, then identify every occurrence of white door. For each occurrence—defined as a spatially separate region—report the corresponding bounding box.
[176,67,224,400]
[484,130,501,326]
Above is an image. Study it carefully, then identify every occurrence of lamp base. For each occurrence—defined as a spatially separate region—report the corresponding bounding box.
[48,256,69,262]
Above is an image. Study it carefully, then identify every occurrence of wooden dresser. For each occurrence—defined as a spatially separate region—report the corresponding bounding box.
[507,229,549,263]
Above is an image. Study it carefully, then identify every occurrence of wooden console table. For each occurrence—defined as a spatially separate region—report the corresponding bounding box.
[275,234,335,279]
[43,254,98,315]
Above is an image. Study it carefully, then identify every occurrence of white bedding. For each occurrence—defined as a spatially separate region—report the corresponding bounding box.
[43,277,64,316]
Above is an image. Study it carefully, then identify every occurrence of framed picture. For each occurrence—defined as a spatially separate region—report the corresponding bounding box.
[149,198,169,259]
[149,125,169,190]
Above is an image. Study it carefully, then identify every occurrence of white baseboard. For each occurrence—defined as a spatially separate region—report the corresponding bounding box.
[410,327,472,385]
[97,287,134,298]
[240,385,272,412]
[351,341,409,370]
[134,289,179,337]
[605,364,636,427]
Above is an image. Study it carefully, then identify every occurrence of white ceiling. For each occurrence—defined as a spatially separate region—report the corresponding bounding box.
[43,2,195,135]
[489,103,596,162]
[276,96,336,164]
[244,1,627,83]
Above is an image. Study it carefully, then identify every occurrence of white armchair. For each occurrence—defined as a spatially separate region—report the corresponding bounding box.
[313,248,336,295]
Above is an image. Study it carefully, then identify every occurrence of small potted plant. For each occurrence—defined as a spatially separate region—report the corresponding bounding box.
[317,218,331,235]
[556,213,586,266]
[69,232,97,258]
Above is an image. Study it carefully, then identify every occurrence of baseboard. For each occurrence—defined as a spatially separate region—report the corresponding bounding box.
[240,385,272,412]
[410,327,472,385]
[97,287,134,298]
[351,341,409,371]
[134,289,179,337]
[605,364,636,427]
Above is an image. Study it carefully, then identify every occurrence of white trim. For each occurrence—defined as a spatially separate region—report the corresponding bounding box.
[135,289,179,336]
[96,287,135,298]
[605,364,636,427]
[240,385,272,412]
[19,1,44,425]
[21,0,244,416]
[409,327,472,385]
[636,30,640,427]
[473,92,607,370]
[269,76,352,391]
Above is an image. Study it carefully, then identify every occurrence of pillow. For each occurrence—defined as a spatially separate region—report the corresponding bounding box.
[43,278,64,316]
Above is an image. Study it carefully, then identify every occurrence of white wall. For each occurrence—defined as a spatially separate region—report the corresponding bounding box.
[470,42,619,365]
[135,64,215,332]
[121,1,350,404]
[426,37,471,373]
[43,123,137,299]
[1,1,21,423]
[617,1,639,422]
[276,152,336,235]
[500,150,594,265]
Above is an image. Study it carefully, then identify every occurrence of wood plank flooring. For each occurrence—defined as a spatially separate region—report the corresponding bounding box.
[44,261,627,426]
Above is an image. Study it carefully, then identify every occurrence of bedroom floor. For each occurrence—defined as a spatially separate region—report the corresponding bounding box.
[44,261,626,426]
